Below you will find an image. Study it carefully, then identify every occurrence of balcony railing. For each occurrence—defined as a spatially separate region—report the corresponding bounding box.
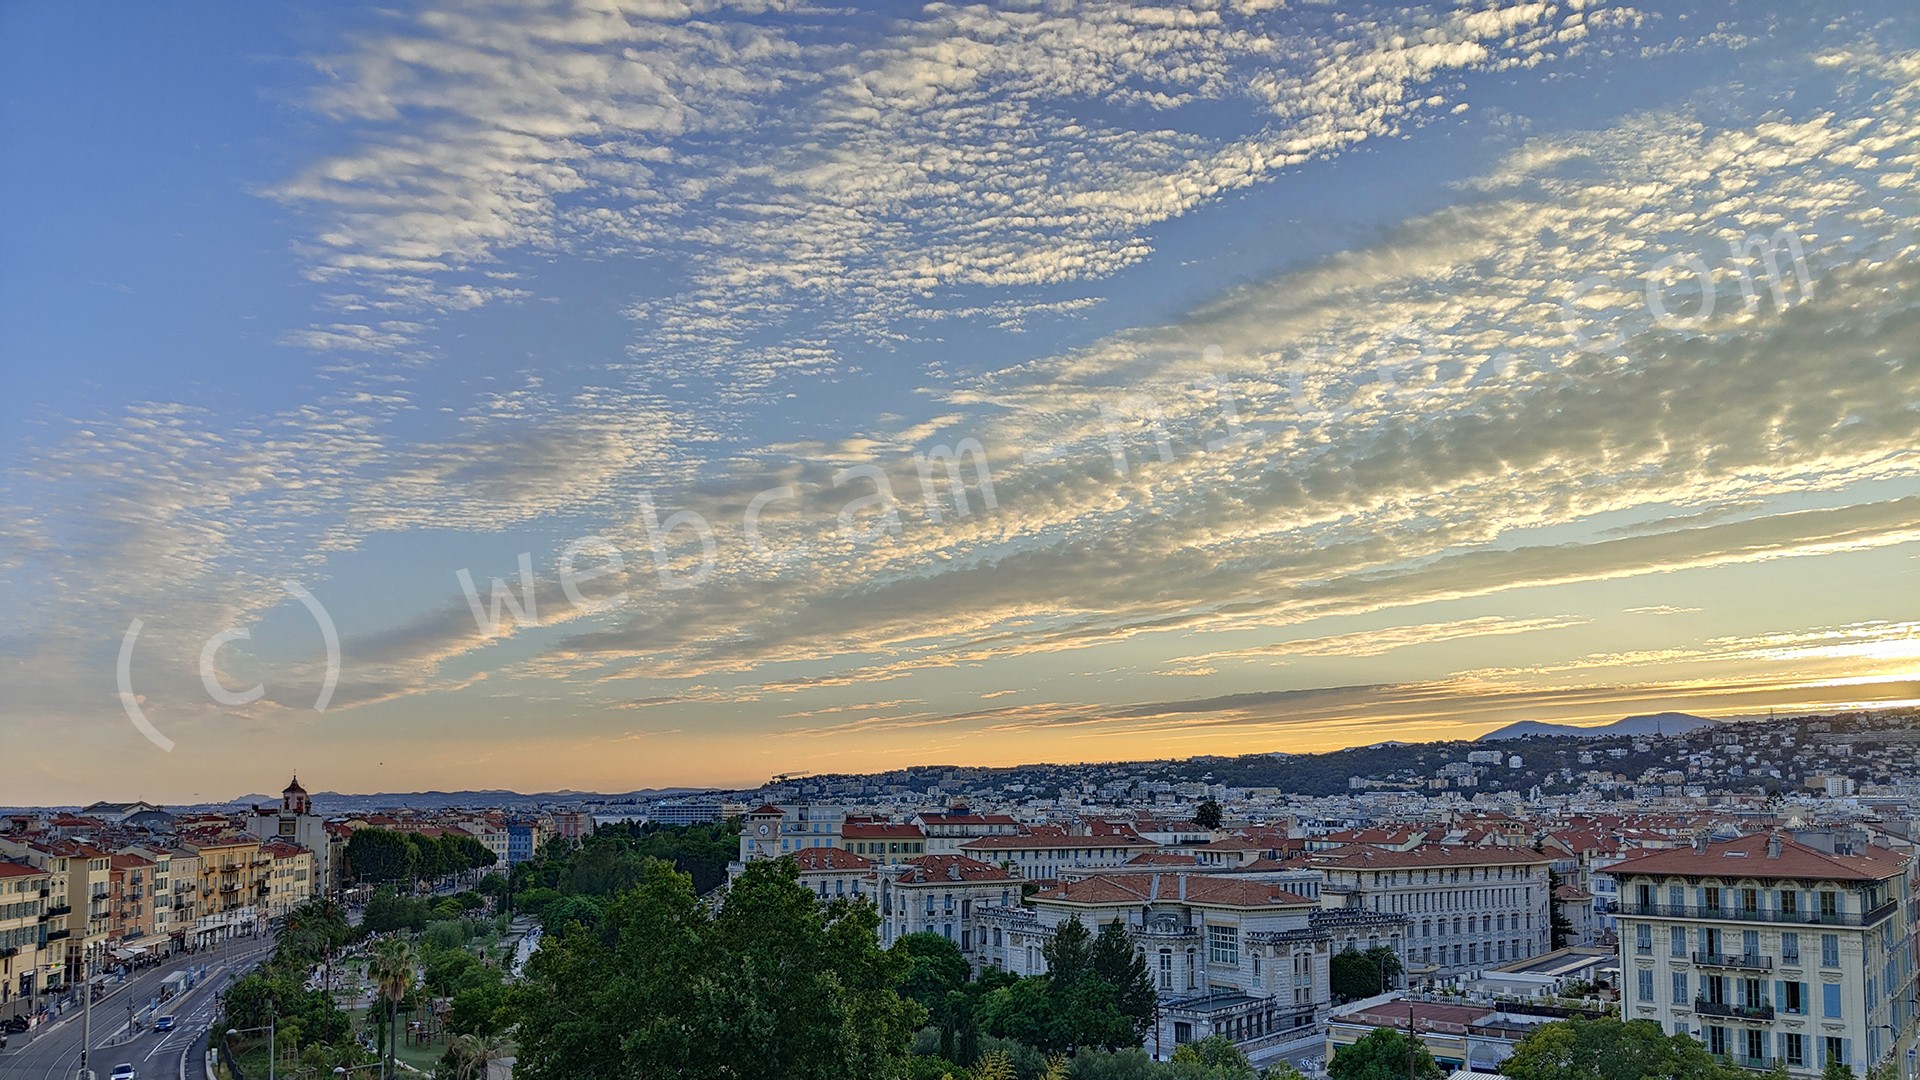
[47,905,70,917]
[1728,1056,1773,1071]
[1693,952,1772,971]
[1696,999,1774,1021]
[1620,900,1898,928]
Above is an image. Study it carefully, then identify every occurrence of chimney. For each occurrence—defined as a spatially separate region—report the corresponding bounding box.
[1179,873,1188,901]
[1693,833,1709,854]
[1766,831,1782,859]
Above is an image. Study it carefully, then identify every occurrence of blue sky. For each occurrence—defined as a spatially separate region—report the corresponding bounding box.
[4,0,1919,803]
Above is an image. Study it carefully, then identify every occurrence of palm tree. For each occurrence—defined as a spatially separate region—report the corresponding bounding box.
[450,1032,513,1080]
[368,938,414,1078]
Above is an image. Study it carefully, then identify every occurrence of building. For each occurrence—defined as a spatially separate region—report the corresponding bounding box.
[840,821,927,866]
[1325,996,1569,1074]
[1311,845,1554,985]
[244,777,333,901]
[183,833,264,946]
[873,854,1019,958]
[980,870,1401,1060]
[1612,831,1916,1078]
[0,861,54,1017]
[957,833,1158,881]
[107,853,156,954]
[788,846,875,902]
[259,842,313,918]
[914,806,1020,855]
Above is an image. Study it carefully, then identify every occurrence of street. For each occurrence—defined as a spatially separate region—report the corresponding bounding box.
[0,938,277,1080]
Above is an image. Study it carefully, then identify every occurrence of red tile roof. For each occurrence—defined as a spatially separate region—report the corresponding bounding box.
[0,862,48,879]
[789,847,873,872]
[1033,873,1315,908]
[1311,844,1553,869]
[892,855,1017,885]
[1611,834,1905,883]
[961,834,1154,851]
[841,823,925,840]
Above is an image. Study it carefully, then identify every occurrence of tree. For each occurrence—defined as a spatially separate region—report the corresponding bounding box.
[896,932,971,1014]
[1328,1028,1442,1080]
[347,827,419,885]
[511,857,924,1080]
[1547,870,1574,950]
[1193,801,1224,830]
[1043,917,1093,989]
[1090,920,1156,1038]
[1172,1034,1258,1078]
[442,1032,514,1080]
[1823,1060,1857,1080]
[1330,946,1401,1001]
[1501,1017,1739,1080]
[369,937,416,1080]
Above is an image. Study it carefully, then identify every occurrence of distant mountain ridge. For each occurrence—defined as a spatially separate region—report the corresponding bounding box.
[1479,711,1719,742]
[214,787,713,812]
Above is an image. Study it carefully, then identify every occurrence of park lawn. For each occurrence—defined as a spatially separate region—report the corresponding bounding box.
[344,1002,451,1072]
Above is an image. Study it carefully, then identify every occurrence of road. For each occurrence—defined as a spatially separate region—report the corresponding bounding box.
[0,938,277,1080]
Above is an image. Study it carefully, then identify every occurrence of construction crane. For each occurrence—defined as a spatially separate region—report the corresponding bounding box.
[770,770,812,785]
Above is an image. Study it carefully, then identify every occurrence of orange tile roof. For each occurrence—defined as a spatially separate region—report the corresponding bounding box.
[1311,844,1553,869]
[1612,834,1905,883]
[892,855,1017,885]
[789,847,873,872]
[1033,872,1315,909]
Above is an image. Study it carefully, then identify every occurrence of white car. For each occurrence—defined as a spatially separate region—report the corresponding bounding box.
[111,1066,139,1080]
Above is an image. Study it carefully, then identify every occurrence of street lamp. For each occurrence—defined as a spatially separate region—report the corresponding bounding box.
[229,1019,277,1080]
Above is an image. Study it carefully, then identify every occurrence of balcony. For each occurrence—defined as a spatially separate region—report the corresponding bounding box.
[1696,999,1774,1021]
[1693,952,1772,971]
[1619,901,1898,928]
[1728,1056,1774,1071]
[47,904,70,917]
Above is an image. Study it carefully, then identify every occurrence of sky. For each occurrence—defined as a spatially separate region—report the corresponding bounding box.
[3,0,1919,805]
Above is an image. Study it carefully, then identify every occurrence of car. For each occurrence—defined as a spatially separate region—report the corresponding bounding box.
[110,1066,138,1080]
[152,1015,174,1032]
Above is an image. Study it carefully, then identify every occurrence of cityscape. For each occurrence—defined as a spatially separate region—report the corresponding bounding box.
[4,0,1920,1079]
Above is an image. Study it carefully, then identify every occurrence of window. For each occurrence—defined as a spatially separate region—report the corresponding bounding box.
[1820,891,1840,919]
[1783,1033,1805,1067]
[1159,950,1173,990]
[1821,934,1840,967]
[1636,924,1653,954]
[1672,972,1689,1004]
[1781,981,1805,1015]
[1638,969,1655,1003]
[1823,983,1842,1018]
[1780,890,1799,916]
[1708,1026,1728,1057]
[1671,926,1687,957]
[1208,924,1239,966]
[1669,884,1685,909]
[1781,932,1799,963]
[1824,1037,1845,1068]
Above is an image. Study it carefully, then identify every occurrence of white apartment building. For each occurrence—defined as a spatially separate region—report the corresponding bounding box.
[978,871,1407,1060]
[873,854,1019,959]
[958,833,1157,880]
[789,846,875,902]
[738,803,847,866]
[1311,844,1554,984]
[1613,833,1915,1079]
[913,808,1020,855]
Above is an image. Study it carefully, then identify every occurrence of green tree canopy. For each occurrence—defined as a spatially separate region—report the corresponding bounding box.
[1501,1017,1741,1080]
[1329,1028,1442,1080]
[1193,801,1224,830]
[512,857,924,1080]
[1330,946,1402,1001]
